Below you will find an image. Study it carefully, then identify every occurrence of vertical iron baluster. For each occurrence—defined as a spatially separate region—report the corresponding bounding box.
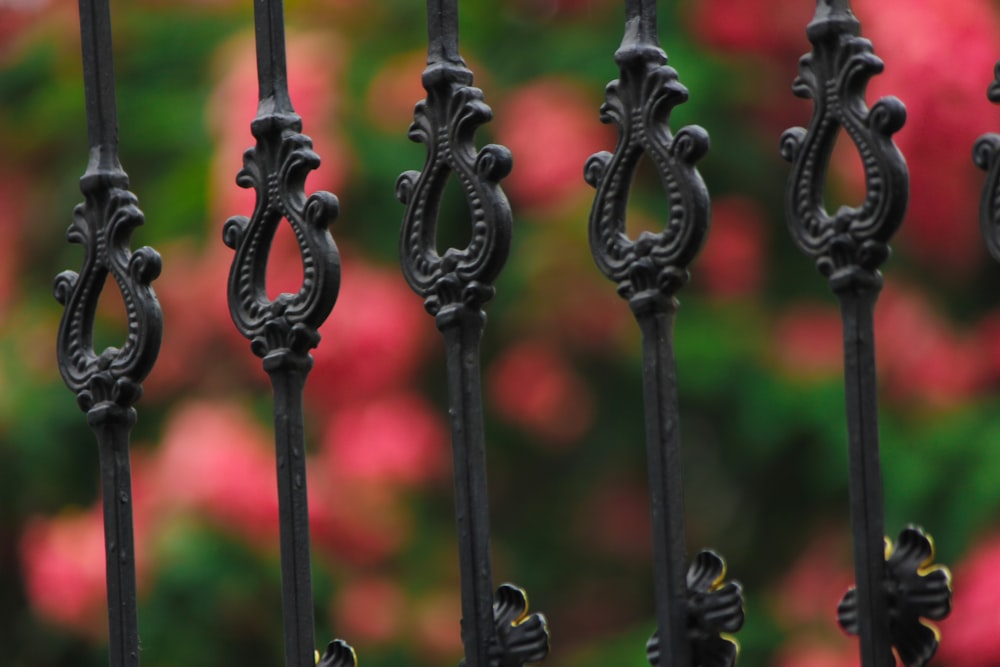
[584,2,744,666]
[781,2,951,666]
[396,3,549,667]
[55,2,162,666]
[222,2,353,666]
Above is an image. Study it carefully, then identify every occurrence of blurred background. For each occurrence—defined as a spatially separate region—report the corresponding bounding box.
[3,0,1000,665]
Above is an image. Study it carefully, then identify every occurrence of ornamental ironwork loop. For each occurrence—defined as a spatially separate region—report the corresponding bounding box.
[222,109,341,363]
[55,166,163,415]
[779,0,907,292]
[584,25,709,305]
[395,59,513,319]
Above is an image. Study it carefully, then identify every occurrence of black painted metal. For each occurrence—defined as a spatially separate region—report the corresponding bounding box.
[781,2,951,666]
[396,2,549,667]
[221,1,353,666]
[584,2,744,666]
[975,62,1000,260]
[55,3,163,667]
[53,1,970,665]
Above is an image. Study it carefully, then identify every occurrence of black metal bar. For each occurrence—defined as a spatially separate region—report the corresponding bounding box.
[253,0,291,113]
[584,4,743,666]
[92,410,141,667]
[56,3,164,667]
[78,0,118,171]
[222,2,351,666]
[636,304,693,667]
[426,0,462,66]
[782,3,951,666]
[268,358,318,667]
[396,3,549,666]
[839,286,893,667]
[440,308,495,667]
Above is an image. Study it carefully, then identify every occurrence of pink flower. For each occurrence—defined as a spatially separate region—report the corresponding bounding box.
[142,241,247,398]
[875,284,988,407]
[330,577,406,644]
[936,535,1000,667]
[772,529,855,629]
[151,401,280,547]
[774,285,990,405]
[487,340,594,446]
[306,256,432,408]
[494,78,615,211]
[695,196,767,298]
[845,0,1000,275]
[19,454,157,637]
[687,0,811,65]
[319,393,448,487]
[308,476,412,563]
[772,304,843,379]
[20,508,109,637]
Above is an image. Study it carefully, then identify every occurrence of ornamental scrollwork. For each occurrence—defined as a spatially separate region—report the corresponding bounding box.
[585,41,710,304]
[55,167,163,415]
[974,60,1000,260]
[395,61,513,318]
[837,526,952,667]
[780,1,907,290]
[645,550,744,667]
[223,111,341,361]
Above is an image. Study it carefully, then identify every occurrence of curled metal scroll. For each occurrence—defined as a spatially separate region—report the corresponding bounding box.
[974,60,1000,260]
[56,167,162,413]
[395,61,512,317]
[584,2,709,304]
[779,0,907,290]
[222,111,341,360]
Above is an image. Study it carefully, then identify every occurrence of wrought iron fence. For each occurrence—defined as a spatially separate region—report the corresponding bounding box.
[19,0,1000,664]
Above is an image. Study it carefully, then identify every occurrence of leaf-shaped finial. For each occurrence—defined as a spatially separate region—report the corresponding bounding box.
[646,550,744,667]
[838,526,952,667]
[316,640,357,667]
[458,584,550,667]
